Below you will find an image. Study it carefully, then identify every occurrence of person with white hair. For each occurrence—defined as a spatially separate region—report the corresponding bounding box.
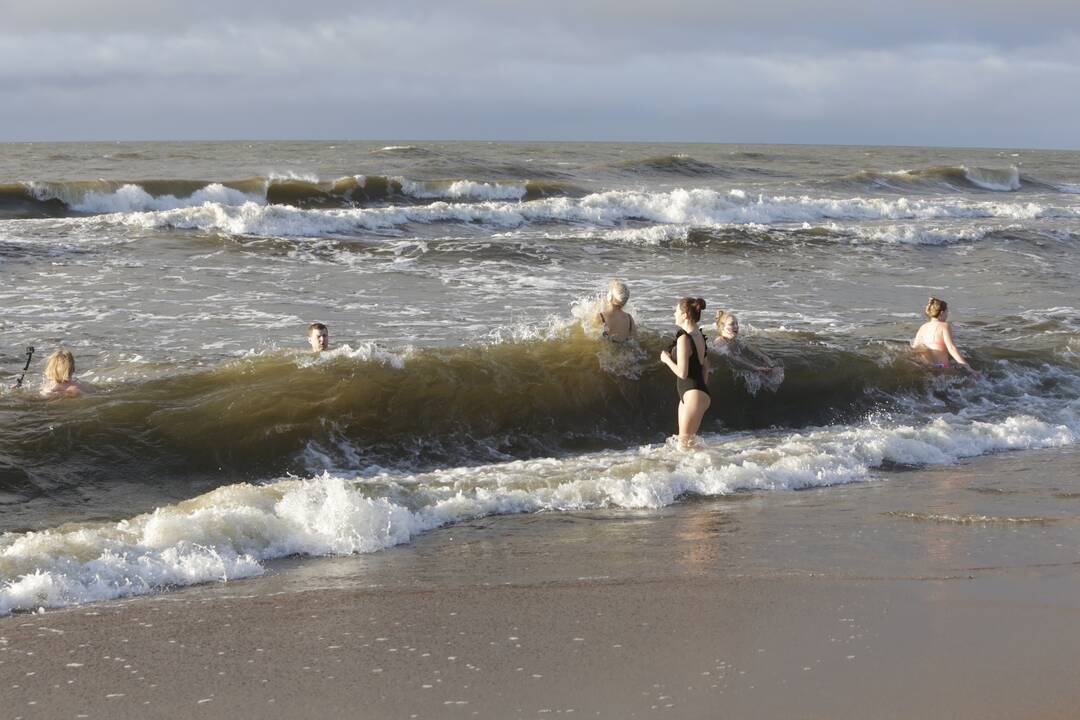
[597,280,635,342]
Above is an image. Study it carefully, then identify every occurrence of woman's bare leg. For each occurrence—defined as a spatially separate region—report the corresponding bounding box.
[678,390,711,444]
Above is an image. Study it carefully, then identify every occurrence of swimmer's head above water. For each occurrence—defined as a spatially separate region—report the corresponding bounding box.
[674,297,706,326]
[715,310,739,340]
[607,280,630,308]
[40,348,87,397]
[44,349,75,385]
[308,323,329,353]
[925,297,948,320]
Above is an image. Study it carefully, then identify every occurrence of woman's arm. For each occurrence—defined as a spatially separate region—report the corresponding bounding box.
[660,335,690,378]
[743,343,775,368]
[942,323,976,373]
[911,327,922,349]
[717,342,771,373]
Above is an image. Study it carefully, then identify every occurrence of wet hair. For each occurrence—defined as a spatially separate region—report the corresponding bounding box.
[308,322,328,335]
[715,309,736,328]
[44,349,75,384]
[678,297,707,323]
[925,297,948,319]
[608,280,630,308]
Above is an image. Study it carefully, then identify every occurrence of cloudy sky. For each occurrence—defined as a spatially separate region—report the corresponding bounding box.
[2,0,1078,147]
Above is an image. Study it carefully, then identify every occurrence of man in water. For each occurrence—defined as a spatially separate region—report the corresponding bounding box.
[307,323,329,353]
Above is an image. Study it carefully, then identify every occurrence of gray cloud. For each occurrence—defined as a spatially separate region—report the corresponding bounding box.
[2,2,1078,146]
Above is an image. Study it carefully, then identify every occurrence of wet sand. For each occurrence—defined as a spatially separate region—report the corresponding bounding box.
[3,447,1080,719]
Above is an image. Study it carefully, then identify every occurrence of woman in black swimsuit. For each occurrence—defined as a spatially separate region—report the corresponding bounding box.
[659,297,710,447]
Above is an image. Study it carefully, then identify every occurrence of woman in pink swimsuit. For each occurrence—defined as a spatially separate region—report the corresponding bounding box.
[911,297,977,376]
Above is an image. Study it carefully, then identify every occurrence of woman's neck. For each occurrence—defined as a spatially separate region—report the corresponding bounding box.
[680,321,699,333]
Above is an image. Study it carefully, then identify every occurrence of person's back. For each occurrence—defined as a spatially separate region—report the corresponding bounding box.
[911,297,976,375]
[598,280,635,342]
[912,320,948,356]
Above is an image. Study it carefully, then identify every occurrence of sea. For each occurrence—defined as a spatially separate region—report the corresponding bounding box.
[0,141,1078,615]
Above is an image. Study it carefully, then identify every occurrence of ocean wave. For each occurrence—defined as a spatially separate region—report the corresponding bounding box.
[962,165,1022,191]
[608,154,727,176]
[1,409,1074,615]
[71,183,260,214]
[394,178,582,202]
[834,165,1023,192]
[2,324,1077,499]
[827,223,1012,246]
[597,222,1019,248]
[1,176,583,218]
[371,145,437,156]
[93,188,1079,238]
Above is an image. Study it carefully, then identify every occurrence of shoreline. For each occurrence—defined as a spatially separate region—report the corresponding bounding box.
[3,446,1080,719]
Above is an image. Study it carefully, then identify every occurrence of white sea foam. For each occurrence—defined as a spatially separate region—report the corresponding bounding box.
[397,178,528,201]
[268,171,320,184]
[97,188,1080,239]
[843,223,1009,246]
[63,183,263,214]
[2,408,1075,616]
[296,342,411,370]
[601,225,693,245]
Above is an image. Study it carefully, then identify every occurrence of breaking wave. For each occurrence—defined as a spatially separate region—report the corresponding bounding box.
[2,322,1077,504]
[0,176,582,218]
[85,188,1080,238]
[1,408,1075,615]
[834,165,1030,193]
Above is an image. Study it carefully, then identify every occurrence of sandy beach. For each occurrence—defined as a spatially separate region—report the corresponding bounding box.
[4,446,1079,719]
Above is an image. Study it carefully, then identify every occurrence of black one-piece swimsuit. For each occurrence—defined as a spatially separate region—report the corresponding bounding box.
[673,329,709,400]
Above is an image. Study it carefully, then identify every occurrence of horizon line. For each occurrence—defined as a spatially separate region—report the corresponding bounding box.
[1,138,1077,153]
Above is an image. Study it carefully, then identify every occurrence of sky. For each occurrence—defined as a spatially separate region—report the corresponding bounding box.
[2,0,1079,147]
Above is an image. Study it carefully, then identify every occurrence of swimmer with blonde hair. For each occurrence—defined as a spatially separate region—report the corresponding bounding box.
[307,322,329,353]
[714,310,779,375]
[597,280,635,342]
[40,348,90,398]
[911,297,978,376]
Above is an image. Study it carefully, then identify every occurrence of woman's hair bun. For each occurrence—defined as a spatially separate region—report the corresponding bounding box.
[678,296,707,322]
[925,296,948,318]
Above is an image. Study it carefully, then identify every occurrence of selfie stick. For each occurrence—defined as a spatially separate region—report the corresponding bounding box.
[13,346,34,388]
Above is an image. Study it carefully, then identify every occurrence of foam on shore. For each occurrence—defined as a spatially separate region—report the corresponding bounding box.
[2,408,1074,616]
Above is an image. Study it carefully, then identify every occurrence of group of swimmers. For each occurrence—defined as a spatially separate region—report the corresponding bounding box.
[16,286,978,448]
[25,325,330,399]
[595,281,978,446]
